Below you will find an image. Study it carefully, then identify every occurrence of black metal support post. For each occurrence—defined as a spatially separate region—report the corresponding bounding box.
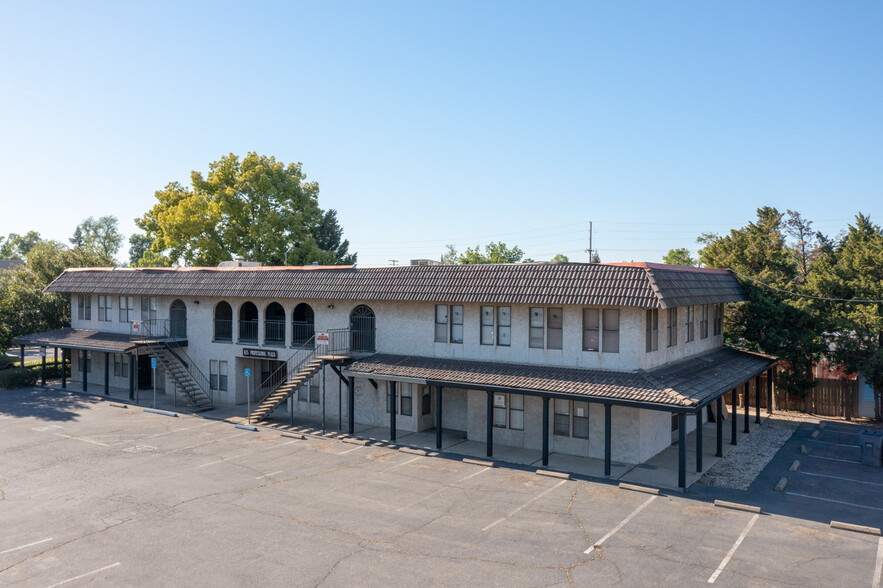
[695,411,703,473]
[743,381,750,434]
[104,352,109,396]
[82,351,88,392]
[716,396,723,457]
[435,386,443,450]
[541,396,549,467]
[41,352,46,386]
[755,375,761,423]
[61,349,66,389]
[731,388,737,445]
[767,368,774,414]
[128,353,135,400]
[678,413,687,490]
[19,345,24,370]
[54,347,58,373]
[604,404,612,477]
[486,391,493,457]
[347,377,355,435]
[389,381,397,442]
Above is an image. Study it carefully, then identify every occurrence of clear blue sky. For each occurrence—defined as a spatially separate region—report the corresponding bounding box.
[1,1,880,266]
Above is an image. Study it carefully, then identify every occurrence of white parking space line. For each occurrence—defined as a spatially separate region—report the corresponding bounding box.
[483,479,568,531]
[255,470,283,479]
[165,431,249,453]
[199,452,252,468]
[804,454,861,464]
[873,537,883,588]
[147,420,219,437]
[52,433,108,446]
[0,537,53,554]
[45,562,121,588]
[784,492,883,512]
[797,470,883,488]
[397,466,490,512]
[707,513,759,583]
[382,455,424,472]
[805,439,860,448]
[584,495,657,554]
[336,445,366,455]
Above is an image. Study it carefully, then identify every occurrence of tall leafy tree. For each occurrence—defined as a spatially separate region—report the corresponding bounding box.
[699,207,827,399]
[808,214,883,421]
[0,231,42,260]
[70,216,122,263]
[662,248,695,266]
[136,153,351,266]
[127,233,154,266]
[458,242,525,264]
[314,209,356,265]
[550,254,569,263]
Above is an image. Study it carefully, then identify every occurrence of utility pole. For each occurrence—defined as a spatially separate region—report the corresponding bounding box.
[585,221,594,263]
[388,259,398,266]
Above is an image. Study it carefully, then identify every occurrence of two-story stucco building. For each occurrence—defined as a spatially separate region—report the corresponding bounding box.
[14,262,776,488]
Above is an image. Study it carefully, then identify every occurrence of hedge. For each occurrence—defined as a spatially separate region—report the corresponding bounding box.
[0,363,69,390]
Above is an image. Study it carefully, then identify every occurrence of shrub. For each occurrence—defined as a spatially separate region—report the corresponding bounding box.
[0,367,39,389]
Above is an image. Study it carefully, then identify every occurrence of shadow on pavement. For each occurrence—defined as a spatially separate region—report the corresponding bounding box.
[0,385,98,423]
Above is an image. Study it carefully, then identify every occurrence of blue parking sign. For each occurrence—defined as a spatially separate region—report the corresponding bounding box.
[151,357,157,369]
[244,368,251,377]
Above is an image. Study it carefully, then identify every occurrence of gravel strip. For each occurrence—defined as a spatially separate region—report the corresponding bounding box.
[698,416,800,490]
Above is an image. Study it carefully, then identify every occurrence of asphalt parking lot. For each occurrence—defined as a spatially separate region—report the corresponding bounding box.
[2,387,882,587]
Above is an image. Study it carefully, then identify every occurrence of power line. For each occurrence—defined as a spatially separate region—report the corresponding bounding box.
[731,270,883,304]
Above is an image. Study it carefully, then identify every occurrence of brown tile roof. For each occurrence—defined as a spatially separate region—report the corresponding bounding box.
[344,347,774,410]
[45,263,745,308]
[11,328,139,353]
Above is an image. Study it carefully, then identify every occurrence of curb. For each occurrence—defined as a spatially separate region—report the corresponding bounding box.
[800,444,808,455]
[619,482,660,495]
[109,403,128,409]
[234,424,258,432]
[714,500,761,513]
[400,447,428,456]
[774,477,789,492]
[830,521,881,536]
[343,438,370,446]
[536,469,571,480]
[463,458,495,468]
[144,408,178,418]
[789,459,801,472]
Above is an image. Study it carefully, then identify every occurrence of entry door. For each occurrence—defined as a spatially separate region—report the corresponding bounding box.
[260,359,285,390]
[138,355,153,389]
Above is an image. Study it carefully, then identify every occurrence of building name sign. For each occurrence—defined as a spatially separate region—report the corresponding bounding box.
[242,348,278,359]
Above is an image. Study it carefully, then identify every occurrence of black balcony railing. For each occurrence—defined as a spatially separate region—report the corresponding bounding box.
[214,319,233,341]
[239,319,258,343]
[265,320,285,345]
[291,321,315,346]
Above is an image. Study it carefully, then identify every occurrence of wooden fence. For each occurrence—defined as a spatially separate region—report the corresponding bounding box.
[724,375,859,419]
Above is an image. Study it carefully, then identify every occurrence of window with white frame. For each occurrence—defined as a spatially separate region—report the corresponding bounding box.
[78,351,91,372]
[119,296,134,323]
[667,308,678,347]
[77,294,91,321]
[582,308,600,352]
[482,306,511,346]
[385,382,413,415]
[700,305,709,339]
[435,305,463,344]
[646,308,659,352]
[113,354,129,378]
[685,306,695,343]
[497,306,511,346]
[300,375,320,403]
[554,399,589,438]
[713,303,724,336]
[98,296,111,322]
[480,306,494,345]
[492,393,524,430]
[209,360,228,391]
[530,307,563,350]
[602,309,620,353]
[450,305,463,344]
[434,305,447,342]
[141,296,157,324]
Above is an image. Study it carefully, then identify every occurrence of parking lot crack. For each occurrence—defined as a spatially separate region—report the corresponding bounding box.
[313,545,367,587]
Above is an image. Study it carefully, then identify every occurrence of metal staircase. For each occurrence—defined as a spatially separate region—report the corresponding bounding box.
[249,355,324,422]
[133,320,214,412]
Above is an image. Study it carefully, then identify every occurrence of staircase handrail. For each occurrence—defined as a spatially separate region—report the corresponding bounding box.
[135,319,214,407]
[254,336,316,405]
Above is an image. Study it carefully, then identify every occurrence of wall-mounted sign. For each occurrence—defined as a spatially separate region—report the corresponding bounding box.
[316,332,330,345]
[242,348,278,359]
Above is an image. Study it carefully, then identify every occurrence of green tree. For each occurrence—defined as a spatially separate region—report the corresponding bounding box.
[440,244,458,265]
[314,209,356,265]
[136,153,350,266]
[458,242,525,264]
[0,231,42,260]
[699,207,826,400]
[127,233,153,266]
[808,214,883,421]
[662,248,695,266]
[70,216,122,263]
[550,254,569,263]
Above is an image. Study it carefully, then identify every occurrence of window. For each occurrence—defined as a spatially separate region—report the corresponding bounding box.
[530,307,562,350]
[434,305,447,343]
[141,296,157,324]
[113,354,129,378]
[713,303,724,336]
[497,307,511,346]
[602,309,620,353]
[209,360,227,391]
[646,309,659,352]
[583,309,600,352]
[492,393,524,430]
[98,296,111,322]
[685,306,695,343]
[667,308,678,347]
[400,383,413,416]
[301,375,320,403]
[554,399,570,436]
[450,305,463,344]
[481,306,494,345]
[573,401,589,439]
[78,351,91,373]
[700,305,709,339]
[77,294,91,321]
[421,386,431,415]
[119,296,134,323]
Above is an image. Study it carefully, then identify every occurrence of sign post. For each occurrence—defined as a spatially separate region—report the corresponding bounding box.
[151,357,157,408]
[245,368,252,425]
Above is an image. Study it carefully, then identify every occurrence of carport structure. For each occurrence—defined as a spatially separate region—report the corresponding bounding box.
[343,347,777,489]
[11,328,142,398]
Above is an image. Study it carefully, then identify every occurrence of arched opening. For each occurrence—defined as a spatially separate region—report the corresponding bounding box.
[292,303,315,346]
[239,302,258,343]
[265,302,286,345]
[350,305,375,353]
[214,301,233,341]
[170,300,187,338]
